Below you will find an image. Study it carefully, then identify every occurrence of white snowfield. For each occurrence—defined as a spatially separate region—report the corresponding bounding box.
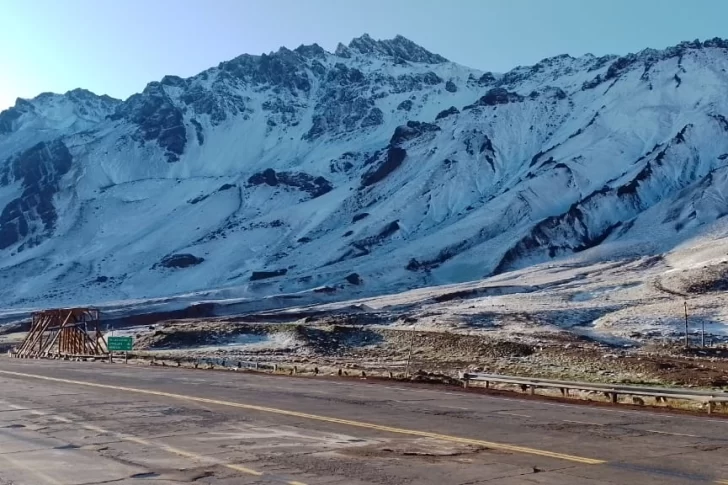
[2,35,728,341]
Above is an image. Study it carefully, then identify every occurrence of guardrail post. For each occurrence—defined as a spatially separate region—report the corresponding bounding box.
[708,401,716,414]
[485,380,489,389]
[611,392,618,404]
[463,376,469,389]
[530,385,536,396]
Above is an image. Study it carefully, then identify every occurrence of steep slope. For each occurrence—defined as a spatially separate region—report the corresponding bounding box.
[2,35,728,309]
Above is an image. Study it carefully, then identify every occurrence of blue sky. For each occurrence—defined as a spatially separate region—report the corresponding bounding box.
[1,0,726,110]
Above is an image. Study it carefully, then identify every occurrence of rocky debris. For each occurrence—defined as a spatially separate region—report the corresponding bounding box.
[660,263,728,295]
[248,168,332,198]
[250,269,288,281]
[155,253,205,269]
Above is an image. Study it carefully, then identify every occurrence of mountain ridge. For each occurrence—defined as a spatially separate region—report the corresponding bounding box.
[2,34,728,309]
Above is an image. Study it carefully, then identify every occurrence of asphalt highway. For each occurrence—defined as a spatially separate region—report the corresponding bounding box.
[0,358,726,484]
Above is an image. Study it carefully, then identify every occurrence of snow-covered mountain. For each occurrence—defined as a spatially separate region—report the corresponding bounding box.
[3,34,728,308]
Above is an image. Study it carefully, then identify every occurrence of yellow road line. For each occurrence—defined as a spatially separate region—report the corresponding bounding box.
[10,398,297,483]
[82,424,108,434]
[125,436,151,445]
[81,420,270,479]
[715,480,728,484]
[225,463,264,476]
[0,369,605,465]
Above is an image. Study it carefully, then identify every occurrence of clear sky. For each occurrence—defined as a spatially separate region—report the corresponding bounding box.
[1,0,726,110]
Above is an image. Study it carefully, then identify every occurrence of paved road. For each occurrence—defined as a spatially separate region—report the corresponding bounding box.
[0,359,726,484]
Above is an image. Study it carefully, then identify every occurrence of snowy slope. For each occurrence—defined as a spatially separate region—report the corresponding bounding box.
[3,35,728,309]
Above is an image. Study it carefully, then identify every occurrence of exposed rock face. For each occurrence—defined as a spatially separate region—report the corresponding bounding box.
[110,82,187,162]
[436,106,459,120]
[464,88,524,109]
[156,254,205,269]
[0,140,73,250]
[250,269,288,281]
[389,121,440,146]
[361,147,407,187]
[346,34,448,64]
[248,169,333,198]
[345,273,362,285]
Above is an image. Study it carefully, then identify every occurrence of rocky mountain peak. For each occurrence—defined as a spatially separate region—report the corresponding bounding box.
[0,89,121,137]
[347,33,448,64]
[293,43,327,59]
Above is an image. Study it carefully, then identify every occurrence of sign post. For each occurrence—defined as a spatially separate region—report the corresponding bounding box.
[684,301,689,349]
[107,337,133,364]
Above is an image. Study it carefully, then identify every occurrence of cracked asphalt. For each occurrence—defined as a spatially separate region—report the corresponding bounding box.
[0,358,727,484]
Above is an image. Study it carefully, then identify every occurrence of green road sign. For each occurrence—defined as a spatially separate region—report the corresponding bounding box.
[107,336,133,352]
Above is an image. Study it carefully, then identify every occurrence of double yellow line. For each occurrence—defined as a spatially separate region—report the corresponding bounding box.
[0,369,603,465]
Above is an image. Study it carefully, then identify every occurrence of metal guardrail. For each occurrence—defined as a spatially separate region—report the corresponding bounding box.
[459,372,728,413]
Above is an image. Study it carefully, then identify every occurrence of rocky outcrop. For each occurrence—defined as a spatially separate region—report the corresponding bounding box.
[463,88,524,109]
[110,82,186,162]
[361,147,407,187]
[0,140,73,251]
[250,269,288,281]
[248,169,332,198]
[155,254,205,269]
[345,273,362,285]
[389,121,440,146]
[436,106,459,120]
[397,99,413,111]
[346,34,448,64]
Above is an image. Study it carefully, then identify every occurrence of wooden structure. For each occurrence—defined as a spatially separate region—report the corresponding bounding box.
[14,308,107,358]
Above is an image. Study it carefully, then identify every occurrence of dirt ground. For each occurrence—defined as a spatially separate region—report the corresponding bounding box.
[124,318,728,390]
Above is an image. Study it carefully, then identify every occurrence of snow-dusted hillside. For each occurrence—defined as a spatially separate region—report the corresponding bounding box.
[3,34,728,309]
